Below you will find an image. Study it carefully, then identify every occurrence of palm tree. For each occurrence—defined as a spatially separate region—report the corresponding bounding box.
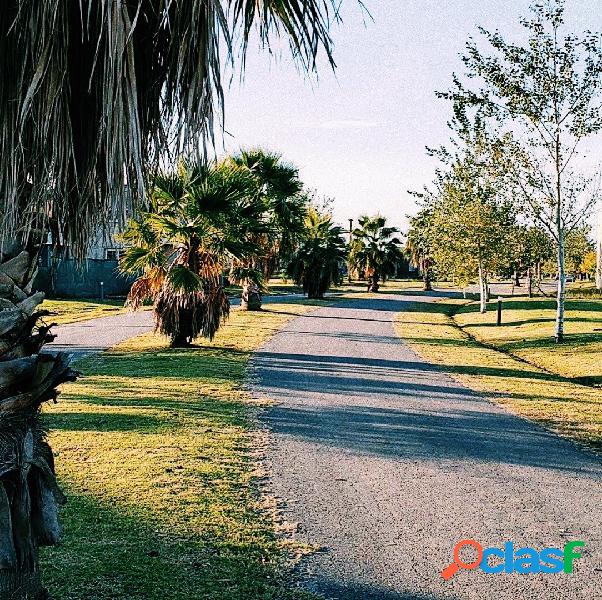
[349,216,403,292]
[120,160,267,346]
[406,209,435,291]
[231,150,308,309]
[0,3,339,595]
[287,209,346,299]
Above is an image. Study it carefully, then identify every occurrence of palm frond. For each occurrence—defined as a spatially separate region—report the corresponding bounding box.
[1,0,339,256]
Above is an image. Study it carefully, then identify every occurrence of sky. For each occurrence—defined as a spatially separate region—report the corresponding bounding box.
[218,0,601,232]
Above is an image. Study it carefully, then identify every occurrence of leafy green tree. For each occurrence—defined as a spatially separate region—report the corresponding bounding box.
[349,216,403,292]
[430,158,517,313]
[443,0,602,340]
[0,3,340,594]
[287,209,346,298]
[120,161,269,346]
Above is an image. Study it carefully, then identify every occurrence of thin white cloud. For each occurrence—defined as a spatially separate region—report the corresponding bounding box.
[319,119,382,130]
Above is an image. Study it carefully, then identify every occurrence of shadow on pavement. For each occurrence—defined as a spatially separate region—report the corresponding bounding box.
[308,578,460,600]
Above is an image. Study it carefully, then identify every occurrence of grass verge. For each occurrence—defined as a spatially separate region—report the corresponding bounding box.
[395,296,602,452]
[40,301,321,600]
[454,296,602,386]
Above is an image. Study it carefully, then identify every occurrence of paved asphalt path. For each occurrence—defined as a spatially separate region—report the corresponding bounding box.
[251,293,602,600]
[45,294,303,356]
[47,309,154,356]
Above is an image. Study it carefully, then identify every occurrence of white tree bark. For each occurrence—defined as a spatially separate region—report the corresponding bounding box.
[478,264,487,314]
[596,208,602,290]
[555,235,566,342]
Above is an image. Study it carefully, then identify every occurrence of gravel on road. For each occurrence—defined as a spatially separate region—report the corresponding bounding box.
[251,293,602,600]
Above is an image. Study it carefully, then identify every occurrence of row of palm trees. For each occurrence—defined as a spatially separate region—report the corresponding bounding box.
[118,153,404,347]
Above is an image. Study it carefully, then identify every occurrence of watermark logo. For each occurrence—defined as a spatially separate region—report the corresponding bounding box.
[441,539,585,579]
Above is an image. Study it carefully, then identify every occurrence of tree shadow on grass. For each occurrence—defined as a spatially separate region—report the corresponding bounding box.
[44,411,170,433]
[41,490,300,600]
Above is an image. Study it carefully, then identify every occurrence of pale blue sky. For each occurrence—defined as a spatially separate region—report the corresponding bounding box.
[219,0,600,231]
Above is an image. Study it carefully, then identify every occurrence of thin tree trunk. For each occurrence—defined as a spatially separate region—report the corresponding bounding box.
[527,267,533,298]
[0,248,76,599]
[556,234,566,342]
[478,264,487,313]
[596,236,602,290]
[422,259,432,291]
[554,112,565,342]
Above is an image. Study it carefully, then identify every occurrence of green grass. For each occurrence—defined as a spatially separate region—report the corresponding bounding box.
[567,281,602,299]
[454,296,602,386]
[395,296,602,452]
[41,298,126,324]
[40,302,321,600]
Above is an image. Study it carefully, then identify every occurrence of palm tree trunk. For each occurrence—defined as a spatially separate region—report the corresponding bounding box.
[240,282,262,311]
[368,274,380,293]
[0,249,76,599]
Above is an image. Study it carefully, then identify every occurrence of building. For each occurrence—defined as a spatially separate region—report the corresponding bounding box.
[34,198,136,298]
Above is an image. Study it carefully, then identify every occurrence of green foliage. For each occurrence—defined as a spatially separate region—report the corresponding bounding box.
[287,209,346,298]
[442,0,602,338]
[430,170,516,287]
[565,228,595,274]
[230,149,308,279]
[349,215,403,291]
[421,116,517,302]
[120,160,268,345]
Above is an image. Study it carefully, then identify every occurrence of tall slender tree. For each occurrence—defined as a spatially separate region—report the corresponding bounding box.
[0,2,343,596]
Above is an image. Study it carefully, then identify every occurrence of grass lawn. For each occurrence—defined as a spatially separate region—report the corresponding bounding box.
[395,295,602,452]
[567,281,602,299]
[454,296,602,386]
[40,301,320,600]
[41,298,126,324]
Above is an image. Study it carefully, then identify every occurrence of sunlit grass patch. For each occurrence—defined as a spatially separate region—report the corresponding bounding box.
[41,301,320,600]
[395,297,602,452]
[41,298,126,324]
[454,296,602,385]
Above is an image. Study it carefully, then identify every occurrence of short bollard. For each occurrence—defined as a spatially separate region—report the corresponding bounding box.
[496,296,502,326]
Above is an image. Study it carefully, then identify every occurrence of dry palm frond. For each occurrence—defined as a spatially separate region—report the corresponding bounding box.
[1,1,340,258]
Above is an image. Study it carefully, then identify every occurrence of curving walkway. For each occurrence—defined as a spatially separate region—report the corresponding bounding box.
[45,294,303,357]
[251,293,602,600]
